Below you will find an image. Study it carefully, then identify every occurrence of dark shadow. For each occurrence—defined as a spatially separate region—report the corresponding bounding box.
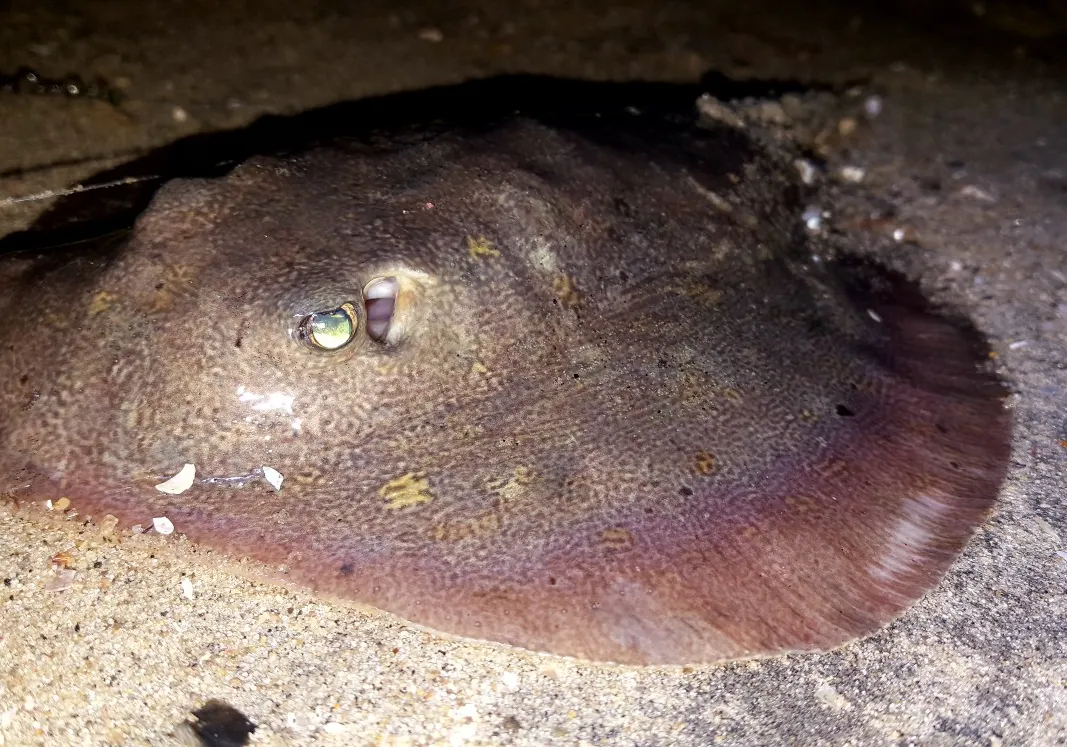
[0,72,851,255]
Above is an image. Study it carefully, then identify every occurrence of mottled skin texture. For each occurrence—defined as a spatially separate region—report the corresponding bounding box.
[0,116,1010,665]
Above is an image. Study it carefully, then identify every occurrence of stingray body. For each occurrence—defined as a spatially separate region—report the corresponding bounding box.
[0,114,1010,665]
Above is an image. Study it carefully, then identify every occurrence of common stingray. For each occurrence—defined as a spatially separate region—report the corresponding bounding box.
[0,83,1011,665]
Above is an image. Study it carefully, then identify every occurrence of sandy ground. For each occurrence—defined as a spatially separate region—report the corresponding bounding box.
[1,1,1065,745]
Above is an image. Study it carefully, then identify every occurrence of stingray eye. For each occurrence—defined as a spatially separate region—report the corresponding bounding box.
[298,302,360,350]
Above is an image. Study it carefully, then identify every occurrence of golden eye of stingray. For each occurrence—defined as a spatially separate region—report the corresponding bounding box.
[298,302,359,350]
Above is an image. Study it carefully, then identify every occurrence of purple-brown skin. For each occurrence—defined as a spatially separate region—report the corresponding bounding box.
[0,116,1011,665]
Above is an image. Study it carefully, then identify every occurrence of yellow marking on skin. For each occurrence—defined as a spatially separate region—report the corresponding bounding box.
[679,550,705,569]
[674,283,723,305]
[677,371,709,404]
[87,291,119,316]
[600,527,635,550]
[430,509,502,542]
[909,474,939,493]
[694,451,719,476]
[471,361,489,376]
[552,274,581,307]
[44,311,70,328]
[854,377,877,393]
[380,472,433,510]
[449,422,485,441]
[785,495,819,514]
[467,235,500,259]
[148,264,196,312]
[741,526,759,539]
[800,408,820,424]
[129,469,159,484]
[291,468,327,486]
[814,459,849,480]
[486,465,535,500]
[723,388,743,404]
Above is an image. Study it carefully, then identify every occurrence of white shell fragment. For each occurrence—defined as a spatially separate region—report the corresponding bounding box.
[236,385,295,414]
[181,577,195,600]
[839,165,866,183]
[794,158,818,185]
[864,95,883,118]
[153,516,175,535]
[803,205,828,233]
[959,184,997,202]
[262,466,284,491]
[155,463,196,494]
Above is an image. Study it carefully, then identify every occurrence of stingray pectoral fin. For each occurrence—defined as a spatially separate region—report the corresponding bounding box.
[3,272,1010,667]
[167,279,1008,667]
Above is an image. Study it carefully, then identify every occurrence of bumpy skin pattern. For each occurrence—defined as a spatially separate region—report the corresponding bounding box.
[0,116,1011,665]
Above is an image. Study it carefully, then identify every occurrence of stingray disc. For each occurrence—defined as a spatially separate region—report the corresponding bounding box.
[0,114,1011,664]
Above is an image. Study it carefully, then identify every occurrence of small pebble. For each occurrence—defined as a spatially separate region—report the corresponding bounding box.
[153,516,175,535]
[44,568,77,593]
[50,551,74,569]
[864,95,883,118]
[837,117,858,136]
[802,206,827,233]
[418,27,444,42]
[892,226,919,244]
[959,185,996,202]
[794,159,817,185]
[696,95,746,129]
[839,165,865,183]
[99,515,119,537]
[749,100,788,125]
[815,682,852,711]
